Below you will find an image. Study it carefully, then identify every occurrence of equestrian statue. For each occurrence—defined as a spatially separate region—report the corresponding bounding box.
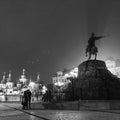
[85,32,104,60]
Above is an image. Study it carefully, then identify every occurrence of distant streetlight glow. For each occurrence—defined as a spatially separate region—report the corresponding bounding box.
[54,81,64,87]
[42,85,47,94]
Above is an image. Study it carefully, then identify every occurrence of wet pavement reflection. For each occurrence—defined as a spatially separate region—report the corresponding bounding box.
[0,103,120,120]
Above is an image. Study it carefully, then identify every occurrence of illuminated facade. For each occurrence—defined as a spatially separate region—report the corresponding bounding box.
[6,71,15,95]
[6,71,14,89]
[0,71,19,95]
[28,72,43,94]
[0,69,46,97]
[0,72,6,95]
[52,67,78,99]
[64,67,78,78]
[52,67,78,86]
[52,75,68,91]
[105,59,120,78]
[19,69,28,85]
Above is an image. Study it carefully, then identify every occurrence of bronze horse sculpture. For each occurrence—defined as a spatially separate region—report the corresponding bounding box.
[86,33,104,60]
[86,45,98,60]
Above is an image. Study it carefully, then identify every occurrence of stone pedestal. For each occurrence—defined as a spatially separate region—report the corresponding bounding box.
[76,60,120,100]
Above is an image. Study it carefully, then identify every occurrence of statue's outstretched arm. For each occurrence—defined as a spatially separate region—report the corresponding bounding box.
[95,36,105,40]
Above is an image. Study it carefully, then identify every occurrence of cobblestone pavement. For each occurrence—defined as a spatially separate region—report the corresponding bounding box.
[0,102,120,120]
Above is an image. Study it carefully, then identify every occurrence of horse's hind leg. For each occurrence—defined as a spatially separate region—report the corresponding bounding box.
[88,54,91,60]
[95,54,97,60]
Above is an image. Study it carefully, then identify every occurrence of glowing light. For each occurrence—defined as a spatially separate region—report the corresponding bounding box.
[55,81,64,87]
[42,85,47,94]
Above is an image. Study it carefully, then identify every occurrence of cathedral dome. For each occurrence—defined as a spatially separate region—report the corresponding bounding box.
[1,72,6,84]
[19,69,28,85]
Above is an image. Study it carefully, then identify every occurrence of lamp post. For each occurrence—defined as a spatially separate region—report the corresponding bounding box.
[55,81,64,101]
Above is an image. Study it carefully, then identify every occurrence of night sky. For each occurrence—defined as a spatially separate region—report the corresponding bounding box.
[0,0,120,84]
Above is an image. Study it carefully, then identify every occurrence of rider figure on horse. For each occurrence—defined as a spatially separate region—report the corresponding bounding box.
[86,32,104,60]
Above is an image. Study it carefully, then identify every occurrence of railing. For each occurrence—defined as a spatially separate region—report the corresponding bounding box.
[0,95,43,102]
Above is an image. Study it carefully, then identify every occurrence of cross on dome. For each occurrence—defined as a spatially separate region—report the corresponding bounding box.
[7,70,12,82]
[36,72,41,83]
[23,69,25,75]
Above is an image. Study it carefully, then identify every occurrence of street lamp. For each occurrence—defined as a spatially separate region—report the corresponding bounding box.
[54,81,64,101]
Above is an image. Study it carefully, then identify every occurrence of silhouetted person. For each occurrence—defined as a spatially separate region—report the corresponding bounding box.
[21,91,28,110]
[88,32,103,47]
[48,90,52,102]
[26,89,32,109]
